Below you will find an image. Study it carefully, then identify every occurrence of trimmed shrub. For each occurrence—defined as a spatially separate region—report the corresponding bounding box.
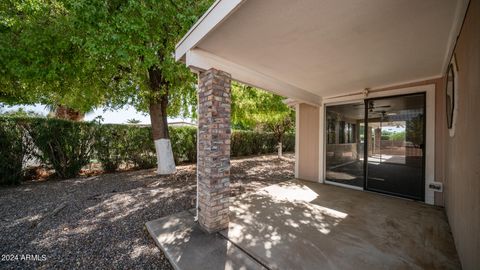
[94,125,198,172]
[124,126,156,169]
[282,133,295,152]
[170,126,197,163]
[231,130,277,156]
[25,118,97,179]
[95,124,130,172]
[95,124,156,171]
[0,118,27,185]
[0,117,296,182]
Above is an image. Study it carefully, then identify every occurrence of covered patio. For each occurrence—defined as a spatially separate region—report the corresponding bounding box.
[147,180,460,269]
[146,0,479,269]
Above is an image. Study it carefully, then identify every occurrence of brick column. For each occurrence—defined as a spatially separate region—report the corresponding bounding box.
[197,68,231,233]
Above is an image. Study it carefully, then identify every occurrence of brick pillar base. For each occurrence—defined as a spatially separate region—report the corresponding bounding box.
[197,68,231,233]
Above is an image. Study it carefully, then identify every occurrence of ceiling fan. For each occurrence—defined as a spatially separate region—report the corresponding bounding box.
[353,101,391,112]
[368,101,391,112]
[379,110,397,117]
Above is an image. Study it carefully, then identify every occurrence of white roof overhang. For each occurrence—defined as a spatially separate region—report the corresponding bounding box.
[176,0,469,105]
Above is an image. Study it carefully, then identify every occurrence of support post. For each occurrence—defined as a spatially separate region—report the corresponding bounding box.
[197,68,231,233]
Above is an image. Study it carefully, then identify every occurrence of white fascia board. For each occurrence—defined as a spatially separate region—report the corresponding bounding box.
[441,0,469,74]
[186,49,322,106]
[175,0,245,61]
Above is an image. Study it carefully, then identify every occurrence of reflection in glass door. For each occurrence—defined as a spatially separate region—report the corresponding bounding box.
[325,103,365,188]
[325,93,426,201]
[364,93,426,200]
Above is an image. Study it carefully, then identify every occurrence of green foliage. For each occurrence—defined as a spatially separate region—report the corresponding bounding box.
[381,130,391,140]
[231,83,294,152]
[0,107,44,118]
[231,82,293,131]
[390,131,406,141]
[0,118,27,185]
[26,118,97,179]
[381,130,406,141]
[282,132,295,152]
[0,117,295,182]
[0,0,213,116]
[94,124,130,172]
[95,124,156,171]
[231,130,295,157]
[231,131,275,156]
[406,114,424,146]
[1,0,214,175]
[170,126,197,163]
[94,126,294,167]
[95,124,197,171]
[0,0,100,109]
[124,127,156,169]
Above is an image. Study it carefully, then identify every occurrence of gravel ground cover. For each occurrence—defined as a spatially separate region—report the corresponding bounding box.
[0,153,294,269]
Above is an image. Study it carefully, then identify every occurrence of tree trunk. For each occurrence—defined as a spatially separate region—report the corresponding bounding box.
[54,105,84,121]
[149,97,169,140]
[277,132,283,159]
[277,142,283,158]
[148,66,176,175]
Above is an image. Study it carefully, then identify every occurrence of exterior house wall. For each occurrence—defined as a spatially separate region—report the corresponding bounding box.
[296,103,320,181]
[443,1,480,269]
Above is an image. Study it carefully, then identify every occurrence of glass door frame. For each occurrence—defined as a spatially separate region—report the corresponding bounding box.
[322,84,435,204]
[323,100,366,191]
[363,92,427,201]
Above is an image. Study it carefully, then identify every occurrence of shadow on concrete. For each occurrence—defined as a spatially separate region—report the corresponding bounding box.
[220,180,461,270]
[146,211,265,270]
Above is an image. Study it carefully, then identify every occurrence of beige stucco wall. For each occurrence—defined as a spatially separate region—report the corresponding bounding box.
[296,103,320,181]
[443,1,480,269]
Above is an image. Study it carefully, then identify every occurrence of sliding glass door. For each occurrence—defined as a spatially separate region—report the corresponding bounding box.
[325,93,426,200]
[364,93,426,200]
[325,102,365,188]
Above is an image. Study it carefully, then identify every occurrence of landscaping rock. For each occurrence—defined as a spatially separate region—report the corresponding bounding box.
[0,154,294,269]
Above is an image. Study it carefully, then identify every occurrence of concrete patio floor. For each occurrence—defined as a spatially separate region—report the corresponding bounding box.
[147,180,461,270]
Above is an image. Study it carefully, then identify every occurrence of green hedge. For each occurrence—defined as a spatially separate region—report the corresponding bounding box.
[170,126,197,163]
[231,131,294,157]
[0,117,295,184]
[0,118,27,185]
[26,118,98,179]
[95,124,157,171]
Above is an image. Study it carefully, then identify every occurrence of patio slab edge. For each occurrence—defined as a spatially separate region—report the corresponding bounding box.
[146,210,266,270]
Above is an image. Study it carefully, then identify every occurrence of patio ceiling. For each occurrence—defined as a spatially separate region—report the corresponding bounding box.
[176,0,468,104]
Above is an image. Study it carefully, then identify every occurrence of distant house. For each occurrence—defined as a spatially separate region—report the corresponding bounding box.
[168,121,197,127]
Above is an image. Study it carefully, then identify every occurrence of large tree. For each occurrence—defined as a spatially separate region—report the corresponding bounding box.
[0,0,212,174]
[231,82,294,158]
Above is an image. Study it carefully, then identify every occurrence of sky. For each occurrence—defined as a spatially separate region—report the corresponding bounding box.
[1,104,194,124]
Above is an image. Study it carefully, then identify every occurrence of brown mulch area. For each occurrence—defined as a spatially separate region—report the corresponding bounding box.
[0,153,294,269]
